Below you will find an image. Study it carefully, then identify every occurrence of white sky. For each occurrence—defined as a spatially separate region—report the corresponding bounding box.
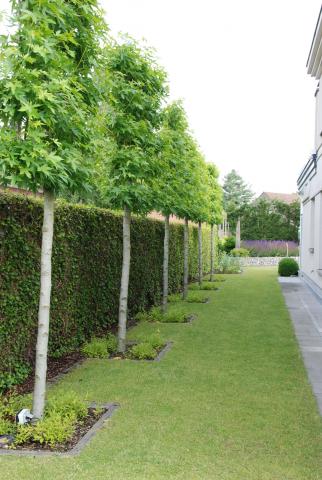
[1,0,321,194]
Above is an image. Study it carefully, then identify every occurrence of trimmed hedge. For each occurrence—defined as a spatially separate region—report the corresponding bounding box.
[0,192,211,390]
[278,258,299,277]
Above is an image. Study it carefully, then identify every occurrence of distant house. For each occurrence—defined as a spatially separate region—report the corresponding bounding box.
[297,7,322,298]
[257,192,299,204]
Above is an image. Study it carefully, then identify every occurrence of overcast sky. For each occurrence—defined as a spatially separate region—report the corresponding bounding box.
[1,0,321,194]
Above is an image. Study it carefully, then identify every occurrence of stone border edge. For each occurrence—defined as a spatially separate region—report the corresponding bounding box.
[0,402,119,457]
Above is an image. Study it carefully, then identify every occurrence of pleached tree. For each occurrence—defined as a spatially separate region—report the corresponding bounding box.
[190,155,212,287]
[156,101,190,312]
[173,135,208,297]
[0,0,107,419]
[101,39,168,352]
[207,164,223,281]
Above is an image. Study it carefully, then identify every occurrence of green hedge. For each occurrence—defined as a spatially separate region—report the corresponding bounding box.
[0,192,211,390]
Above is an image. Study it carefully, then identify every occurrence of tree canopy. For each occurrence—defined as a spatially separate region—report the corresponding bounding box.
[0,0,107,194]
[98,38,168,214]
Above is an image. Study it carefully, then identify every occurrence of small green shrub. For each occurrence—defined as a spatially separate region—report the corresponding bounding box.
[186,292,209,303]
[45,392,87,421]
[137,306,186,323]
[106,333,118,355]
[135,311,151,322]
[203,275,226,283]
[0,364,31,395]
[168,293,181,303]
[189,282,219,291]
[223,236,236,253]
[278,258,299,277]
[161,309,188,323]
[0,418,16,435]
[0,394,32,420]
[82,338,107,358]
[143,332,165,350]
[130,343,157,360]
[218,253,242,274]
[230,248,249,257]
[1,391,87,448]
[15,413,76,447]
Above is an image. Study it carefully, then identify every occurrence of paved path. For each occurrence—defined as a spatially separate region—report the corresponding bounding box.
[279,276,322,414]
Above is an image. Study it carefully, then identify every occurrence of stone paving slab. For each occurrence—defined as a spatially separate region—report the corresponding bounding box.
[279,276,322,415]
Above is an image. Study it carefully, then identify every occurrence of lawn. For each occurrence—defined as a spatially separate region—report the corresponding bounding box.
[1,267,322,479]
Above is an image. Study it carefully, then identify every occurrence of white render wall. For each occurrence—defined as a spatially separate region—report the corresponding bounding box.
[299,79,322,295]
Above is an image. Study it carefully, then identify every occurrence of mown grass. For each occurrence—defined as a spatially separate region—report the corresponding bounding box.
[1,268,322,479]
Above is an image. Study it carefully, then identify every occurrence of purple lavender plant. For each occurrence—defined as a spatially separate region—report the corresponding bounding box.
[241,240,299,257]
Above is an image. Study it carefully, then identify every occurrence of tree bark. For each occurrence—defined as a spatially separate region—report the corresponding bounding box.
[210,223,215,282]
[183,218,189,300]
[162,214,170,313]
[236,217,241,248]
[118,205,131,353]
[32,190,55,420]
[198,221,202,286]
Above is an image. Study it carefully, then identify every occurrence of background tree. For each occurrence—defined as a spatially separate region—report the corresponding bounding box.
[101,39,168,352]
[223,169,254,230]
[0,0,107,419]
[240,199,300,241]
[207,164,223,281]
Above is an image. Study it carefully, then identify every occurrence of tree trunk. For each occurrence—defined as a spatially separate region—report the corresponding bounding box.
[32,190,55,420]
[118,205,131,353]
[162,214,170,313]
[210,223,215,282]
[198,221,202,286]
[183,218,189,300]
[236,217,241,248]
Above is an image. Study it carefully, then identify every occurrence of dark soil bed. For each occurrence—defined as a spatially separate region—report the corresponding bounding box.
[12,351,85,396]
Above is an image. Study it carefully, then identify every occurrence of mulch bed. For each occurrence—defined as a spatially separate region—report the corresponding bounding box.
[11,351,85,396]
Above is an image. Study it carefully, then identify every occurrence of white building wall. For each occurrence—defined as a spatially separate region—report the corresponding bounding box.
[299,155,322,295]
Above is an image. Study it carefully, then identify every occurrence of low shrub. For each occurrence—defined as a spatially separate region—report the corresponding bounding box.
[223,236,236,253]
[202,275,226,283]
[136,306,187,323]
[146,333,164,350]
[0,391,87,448]
[81,334,118,359]
[230,248,249,257]
[278,258,299,277]
[189,282,219,291]
[106,333,118,355]
[15,413,76,447]
[168,293,181,303]
[0,364,31,394]
[129,343,157,360]
[218,253,242,274]
[186,292,209,303]
[0,394,31,420]
[45,392,87,421]
[133,331,165,350]
[81,338,108,359]
[160,309,189,323]
[0,418,16,435]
